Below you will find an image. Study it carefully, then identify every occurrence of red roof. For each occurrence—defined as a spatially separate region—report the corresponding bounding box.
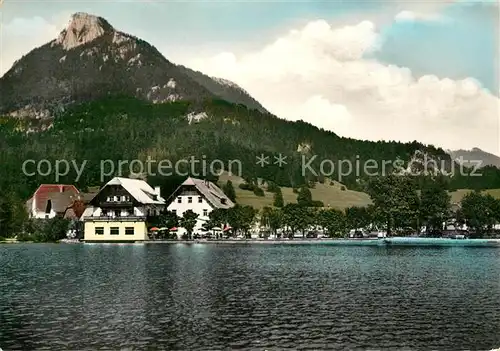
[29,184,80,213]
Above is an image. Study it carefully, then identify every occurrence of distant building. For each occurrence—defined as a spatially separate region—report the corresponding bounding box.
[82,177,165,242]
[166,177,235,237]
[26,184,80,219]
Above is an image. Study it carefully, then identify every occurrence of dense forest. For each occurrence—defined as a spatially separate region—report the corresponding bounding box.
[1,95,500,202]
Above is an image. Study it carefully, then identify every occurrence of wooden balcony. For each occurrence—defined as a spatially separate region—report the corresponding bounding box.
[99,201,134,207]
[179,191,199,196]
[84,215,146,222]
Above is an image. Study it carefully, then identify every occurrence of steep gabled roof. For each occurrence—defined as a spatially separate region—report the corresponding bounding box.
[169,177,235,209]
[27,184,80,213]
[49,192,79,213]
[104,177,165,204]
[79,191,99,204]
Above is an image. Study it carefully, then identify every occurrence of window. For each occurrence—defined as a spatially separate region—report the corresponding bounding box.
[114,210,121,217]
[188,197,192,204]
[198,196,203,203]
[203,209,208,217]
[106,196,111,202]
[221,198,227,205]
[177,197,182,203]
[110,227,119,235]
[102,210,108,217]
[121,195,127,202]
[172,209,177,215]
[125,227,134,235]
[95,227,104,235]
[114,196,119,202]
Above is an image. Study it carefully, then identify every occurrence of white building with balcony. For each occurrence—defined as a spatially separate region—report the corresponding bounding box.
[82,177,165,242]
[166,177,235,237]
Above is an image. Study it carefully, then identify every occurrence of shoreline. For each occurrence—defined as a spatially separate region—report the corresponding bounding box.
[4,238,500,247]
[143,238,500,246]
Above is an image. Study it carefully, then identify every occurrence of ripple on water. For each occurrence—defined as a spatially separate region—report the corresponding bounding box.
[0,244,499,350]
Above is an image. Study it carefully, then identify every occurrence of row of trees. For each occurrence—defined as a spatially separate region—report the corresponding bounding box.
[153,205,259,240]
[0,183,73,241]
[2,172,500,241]
[154,175,500,240]
[17,217,71,242]
[459,191,500,236]
[366,174,500,237]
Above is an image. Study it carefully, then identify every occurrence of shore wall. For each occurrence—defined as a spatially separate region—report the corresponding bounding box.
[142,238,500,247]
[5,238,498,247]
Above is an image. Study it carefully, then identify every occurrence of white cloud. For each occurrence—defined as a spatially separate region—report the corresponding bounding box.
[394,10,447,23]
[1,12,498,155]
[183,18,500,155]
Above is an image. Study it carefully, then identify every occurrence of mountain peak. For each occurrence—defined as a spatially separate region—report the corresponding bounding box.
[0,12,269,117]
[55,12,114,50]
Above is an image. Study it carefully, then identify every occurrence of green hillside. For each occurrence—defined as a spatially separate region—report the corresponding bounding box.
[450,188,500,204]
[1,96,500,201]
[218,172,500,210]
[218,172,372,210]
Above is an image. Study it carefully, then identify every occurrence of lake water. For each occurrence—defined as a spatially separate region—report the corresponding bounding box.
[1,243,500,350]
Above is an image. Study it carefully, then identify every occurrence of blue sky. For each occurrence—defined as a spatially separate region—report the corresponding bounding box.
[1,0,499,153]
[374,1,498,94]
[2,0,497,93]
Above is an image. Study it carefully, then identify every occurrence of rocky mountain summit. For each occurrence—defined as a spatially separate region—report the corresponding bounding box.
[0,12,268,119]
[55,12,114,51]
[0,14,497,195]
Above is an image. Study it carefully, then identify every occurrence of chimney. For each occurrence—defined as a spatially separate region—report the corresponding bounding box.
[59,185,64,192]
[154,186,161,197]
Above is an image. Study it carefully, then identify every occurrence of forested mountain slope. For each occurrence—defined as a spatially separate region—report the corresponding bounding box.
[1,96,498,200]
[2,13,500,202]
[0,13,266,119]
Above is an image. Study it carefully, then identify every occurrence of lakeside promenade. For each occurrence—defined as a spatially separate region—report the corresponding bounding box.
[4,237,500,247]
[142,237,500,247]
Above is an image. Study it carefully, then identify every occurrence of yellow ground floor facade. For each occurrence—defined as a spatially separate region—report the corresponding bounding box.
[84,221,148,241]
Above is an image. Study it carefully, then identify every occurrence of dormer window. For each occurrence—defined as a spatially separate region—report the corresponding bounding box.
[45,199,52,214]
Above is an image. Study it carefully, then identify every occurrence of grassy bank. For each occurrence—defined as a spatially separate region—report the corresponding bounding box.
[218,172,372,210]
[218,172,500,210]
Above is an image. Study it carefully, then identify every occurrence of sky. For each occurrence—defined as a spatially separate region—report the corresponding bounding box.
[1,0,499,154]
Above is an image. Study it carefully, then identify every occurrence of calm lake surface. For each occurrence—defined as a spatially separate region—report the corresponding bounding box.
[1,244,500,350]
